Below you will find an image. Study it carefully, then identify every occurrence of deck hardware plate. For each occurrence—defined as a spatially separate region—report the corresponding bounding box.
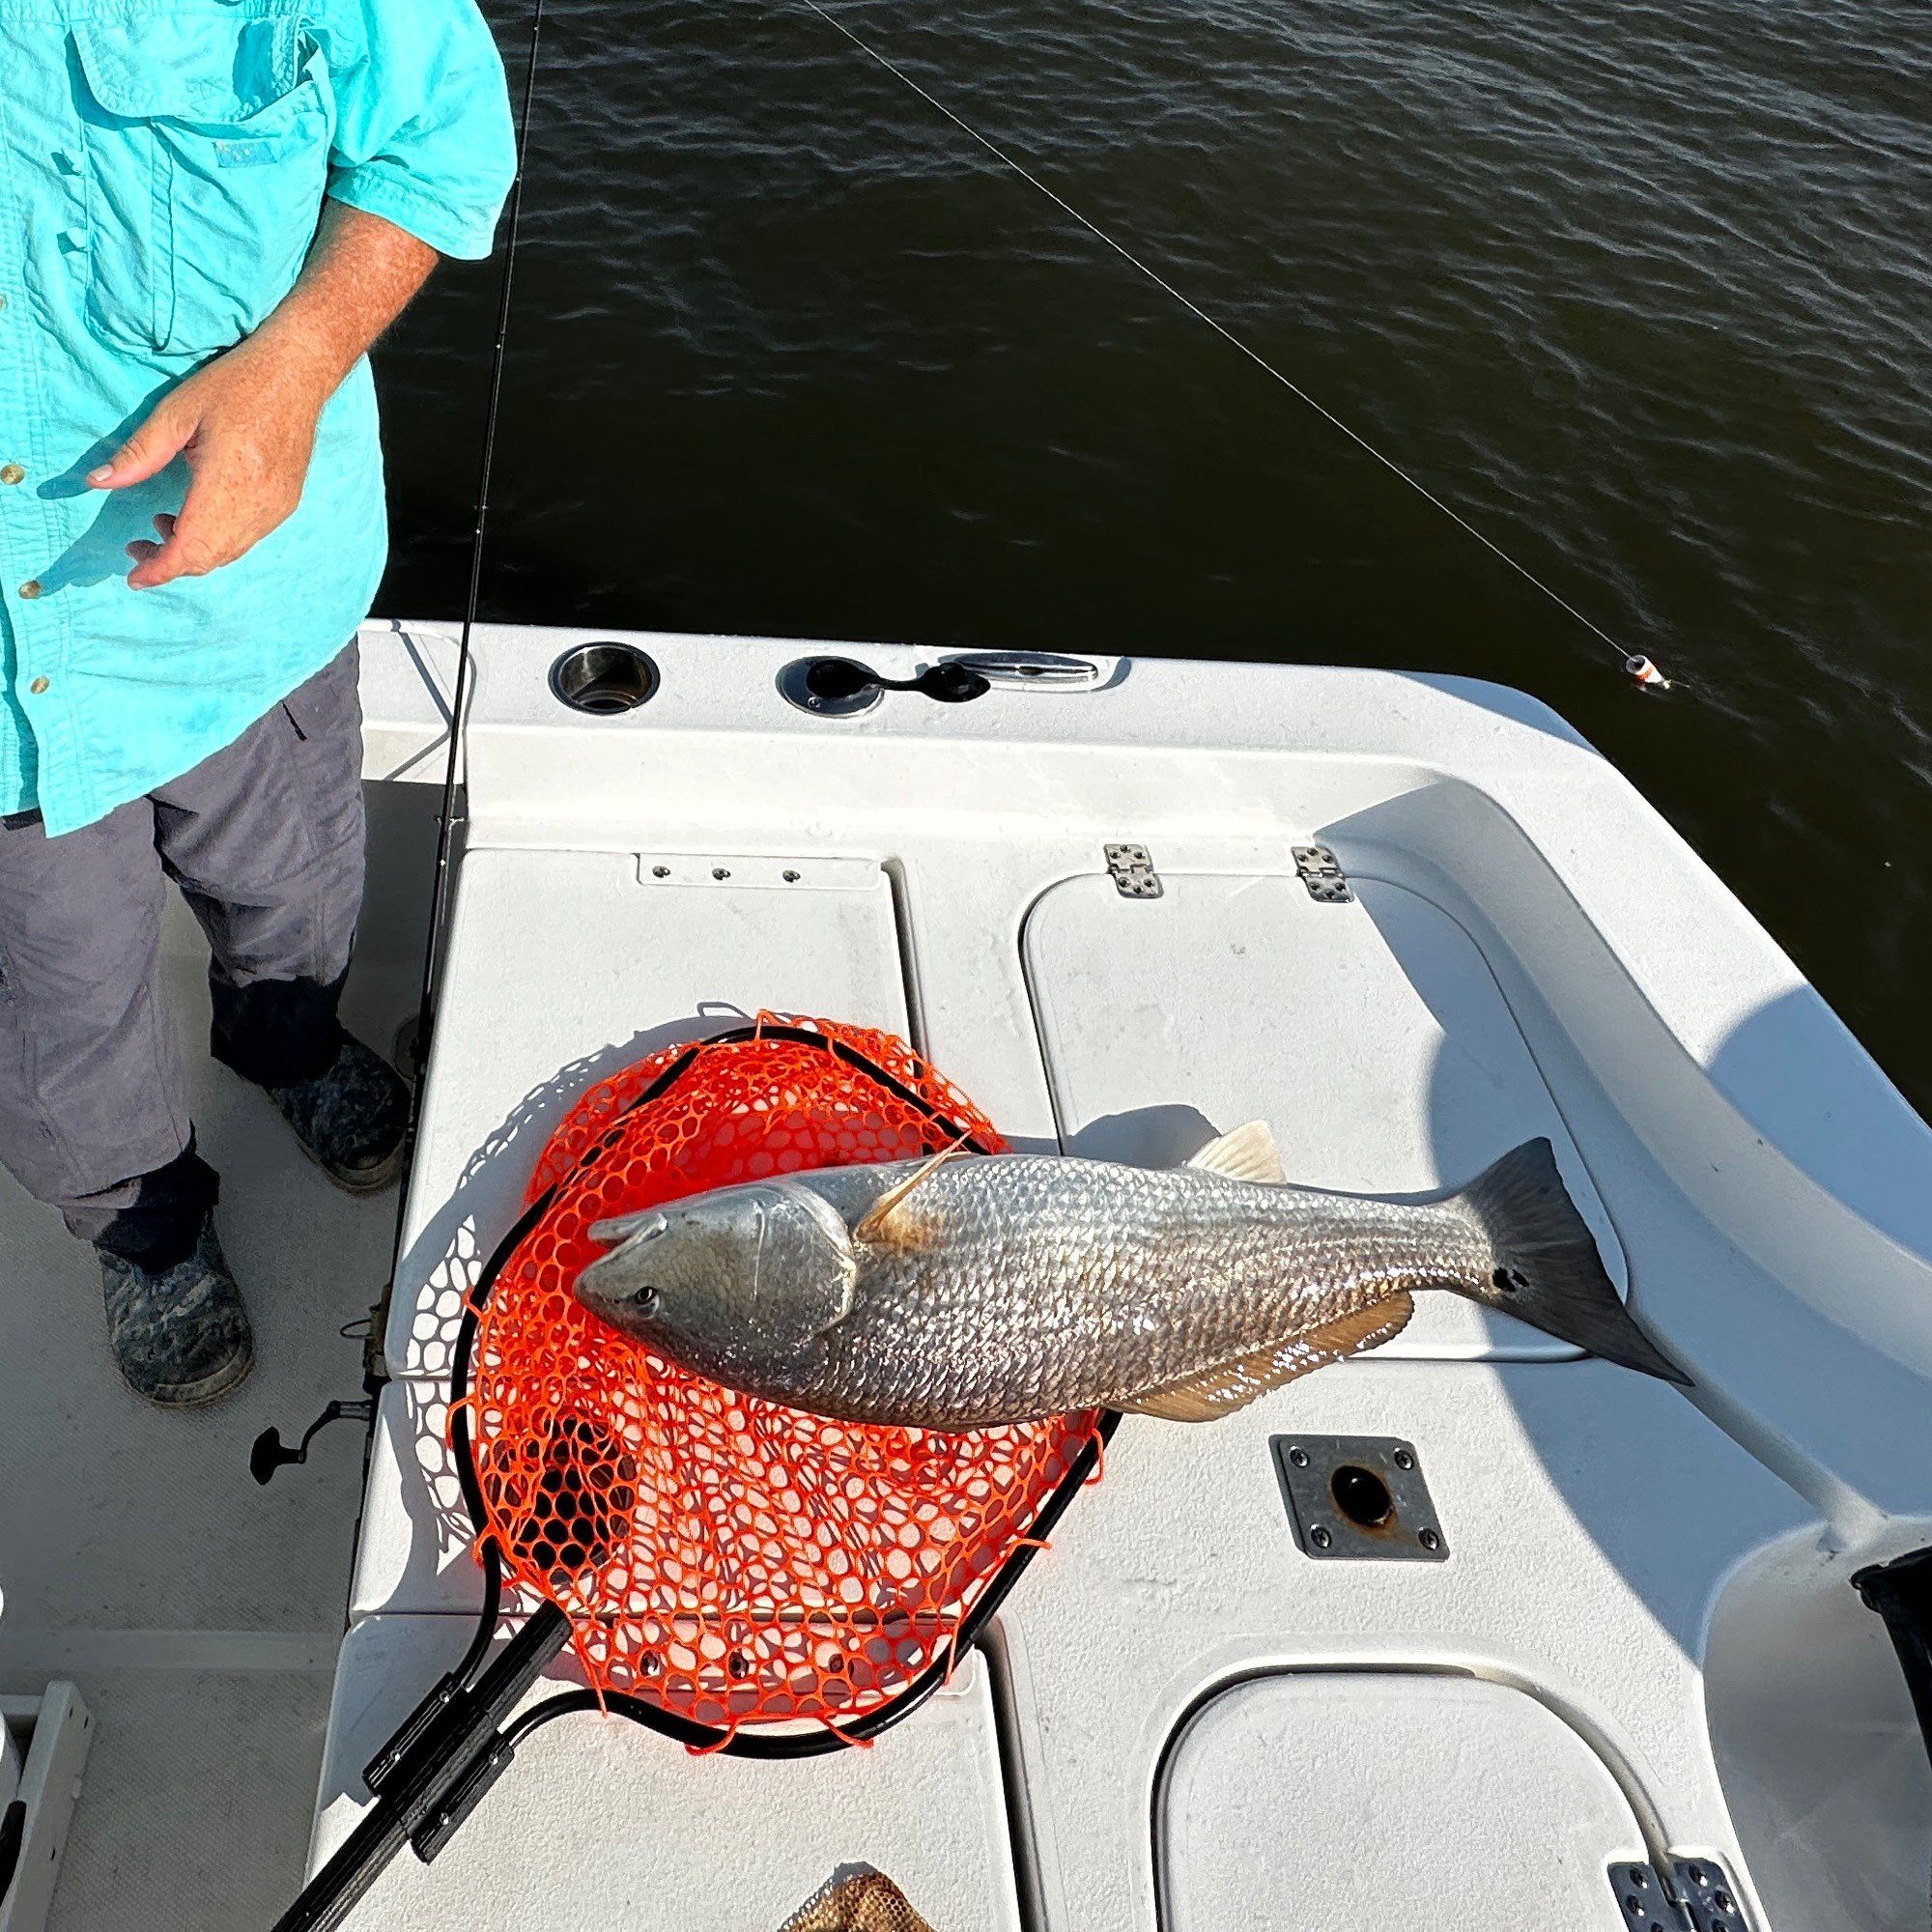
[1293,843,1353,902]
[1271,1435,1447,1561]
[1609,1858,1750,1931]
[1104,843,1162,899]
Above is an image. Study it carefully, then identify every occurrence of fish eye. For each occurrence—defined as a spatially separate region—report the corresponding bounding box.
[631,1285,661,1317]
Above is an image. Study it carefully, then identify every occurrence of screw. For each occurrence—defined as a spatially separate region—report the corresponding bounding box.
[1393,1448,1414,1470]
[1310,1525,1332,1549]
[1630,1870,1649,1888]
[1288,1446,1309,1467]
[1712,1893,1733,1915]
[712,867,730,880]
[782,868,800,883]
[651,865,670,878]
[1686,1866,1706,1887]
[1418,1527,1440,1550]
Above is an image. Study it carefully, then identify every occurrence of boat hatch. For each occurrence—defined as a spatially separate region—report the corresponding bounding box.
[1022,866,1627,1358]
[1158,1672,1644,1927]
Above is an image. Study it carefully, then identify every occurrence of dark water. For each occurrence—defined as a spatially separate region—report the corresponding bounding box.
[378,0,1932,1113]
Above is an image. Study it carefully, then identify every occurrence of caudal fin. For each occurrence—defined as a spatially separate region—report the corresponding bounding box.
[1449,1139,1690,1386]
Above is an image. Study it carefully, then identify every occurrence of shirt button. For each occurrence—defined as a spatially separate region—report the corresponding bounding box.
[0,465,24,486]
[18,581,43,599]
[28,677,48,695]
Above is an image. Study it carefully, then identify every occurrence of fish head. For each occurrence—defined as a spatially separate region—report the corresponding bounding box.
[576,1180,858,1366]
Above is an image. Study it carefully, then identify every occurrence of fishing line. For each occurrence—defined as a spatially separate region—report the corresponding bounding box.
[788,0,1658,681]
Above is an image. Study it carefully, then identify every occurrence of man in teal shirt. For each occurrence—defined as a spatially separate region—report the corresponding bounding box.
[0,2,516,1405]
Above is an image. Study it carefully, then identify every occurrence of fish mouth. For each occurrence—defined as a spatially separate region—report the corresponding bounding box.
[576,1210,668,1320]
[573,1249,646,1317]
[588,1208,668,1247]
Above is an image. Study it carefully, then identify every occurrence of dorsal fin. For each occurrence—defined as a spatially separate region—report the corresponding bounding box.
[854,1141,971,1246]
[1186,1120,1285,1184]
[1119,1294,1414,1422]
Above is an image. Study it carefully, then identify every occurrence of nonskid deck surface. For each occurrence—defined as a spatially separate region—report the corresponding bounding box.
[0,787,437,1932]
[9,625,1932,1930]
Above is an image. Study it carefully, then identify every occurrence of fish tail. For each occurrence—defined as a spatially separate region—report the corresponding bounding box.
[1446,1139,1690,1385]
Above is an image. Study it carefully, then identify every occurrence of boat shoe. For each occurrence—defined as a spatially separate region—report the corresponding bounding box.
[99,1213,254,1408]
[264,1034,411,1195]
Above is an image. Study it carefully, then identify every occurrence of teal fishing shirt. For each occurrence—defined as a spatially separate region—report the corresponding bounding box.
[0,0,516,836]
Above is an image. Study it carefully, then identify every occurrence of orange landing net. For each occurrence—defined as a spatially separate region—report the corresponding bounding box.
[460,1017,1101,1739]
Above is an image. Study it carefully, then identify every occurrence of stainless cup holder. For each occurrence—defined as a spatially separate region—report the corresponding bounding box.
[550,641,659,716]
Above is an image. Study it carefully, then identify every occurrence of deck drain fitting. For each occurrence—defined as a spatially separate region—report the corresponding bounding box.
[550,641,659,716]
[1272,1435,1447,1562]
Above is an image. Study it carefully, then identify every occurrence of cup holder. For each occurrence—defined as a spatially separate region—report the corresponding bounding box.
[550,642,659,716]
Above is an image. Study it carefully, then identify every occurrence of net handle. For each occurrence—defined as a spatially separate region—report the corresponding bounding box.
[442,1021,1112,1757]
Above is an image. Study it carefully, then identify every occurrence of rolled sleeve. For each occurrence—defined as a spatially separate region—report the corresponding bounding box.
[314,0,517,260]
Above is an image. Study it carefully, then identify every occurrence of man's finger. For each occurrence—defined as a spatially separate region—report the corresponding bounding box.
[127,497,238,589]
[128,529,228,589]
[125,539,160,566]
[88,401,197,490]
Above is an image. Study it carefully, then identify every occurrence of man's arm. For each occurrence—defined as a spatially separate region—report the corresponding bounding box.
[90,205,440,590]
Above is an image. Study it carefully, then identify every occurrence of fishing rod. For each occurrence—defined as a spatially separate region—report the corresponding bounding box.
[259,23,554,1925]
[786,0,1671,693]
[411,0,549,1085]
[253,0,549,1488]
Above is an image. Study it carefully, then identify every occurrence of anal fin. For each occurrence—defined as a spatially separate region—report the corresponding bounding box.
[1120,1293,1414,1423]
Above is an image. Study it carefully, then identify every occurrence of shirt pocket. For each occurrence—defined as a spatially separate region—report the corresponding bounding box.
[71,13,330,358]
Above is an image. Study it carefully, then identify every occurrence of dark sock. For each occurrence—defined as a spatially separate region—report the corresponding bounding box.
[91,1142,220,1271]
[209,964,350,1089]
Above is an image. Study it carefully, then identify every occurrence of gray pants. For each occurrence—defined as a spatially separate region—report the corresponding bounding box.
[0,644,364,1258]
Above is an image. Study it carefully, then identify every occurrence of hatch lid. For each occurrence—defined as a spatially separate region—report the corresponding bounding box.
[1021,866,1627,1359]
[1159,1672,1644,1928]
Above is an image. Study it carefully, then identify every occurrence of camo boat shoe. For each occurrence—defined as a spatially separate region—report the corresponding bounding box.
[99,1214,254,1408]
[265,1033,411,1194]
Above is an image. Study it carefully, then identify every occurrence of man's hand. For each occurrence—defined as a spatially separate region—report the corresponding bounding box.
[91,339,332,588]
[88,204,440,590]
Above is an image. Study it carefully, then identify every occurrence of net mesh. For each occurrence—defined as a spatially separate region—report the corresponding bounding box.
[463,1016,1099,1737]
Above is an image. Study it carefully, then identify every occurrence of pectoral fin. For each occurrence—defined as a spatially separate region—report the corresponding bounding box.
[774,1183,862,1333]
[853,1140,971,1246]
[1119,1293,1414,1422]
[1185,1120,1286,1184]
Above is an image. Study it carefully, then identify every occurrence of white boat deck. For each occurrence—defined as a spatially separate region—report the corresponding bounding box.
[0,781,437,1931]
[6,621,1932,1930]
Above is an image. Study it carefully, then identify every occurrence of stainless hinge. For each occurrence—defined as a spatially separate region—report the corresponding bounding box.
[1104,843,1162,899]
[1609,1859,1749,1932]
[1293,843,1353,903]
